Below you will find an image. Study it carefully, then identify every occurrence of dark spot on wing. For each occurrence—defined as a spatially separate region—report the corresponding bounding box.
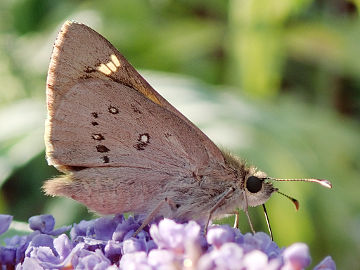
[109,77,121,83]
[80,75,92,80]
[91,121,99,126]
[102,156,109,163]
[134,144,145,151]
[92,112,98,118]
[84,66,96,73]
[133,133,150,151]
[96,145,110,153]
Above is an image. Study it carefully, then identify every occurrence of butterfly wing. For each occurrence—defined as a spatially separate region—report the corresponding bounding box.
[44,21,227,215]
[46,21,224,169]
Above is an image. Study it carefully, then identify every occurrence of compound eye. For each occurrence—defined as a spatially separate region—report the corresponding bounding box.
[246,176,263,193]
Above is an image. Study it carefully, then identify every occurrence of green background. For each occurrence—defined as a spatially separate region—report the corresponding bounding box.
[1,0,359,268]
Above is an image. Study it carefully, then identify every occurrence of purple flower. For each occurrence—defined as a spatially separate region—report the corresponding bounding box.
[0,214,335,270]
[0,215,12,235]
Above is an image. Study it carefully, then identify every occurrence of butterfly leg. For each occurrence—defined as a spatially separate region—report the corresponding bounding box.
[204,187,235,235]
[133,197,173,236]
[233,210,239,229]
[243,191,256,234]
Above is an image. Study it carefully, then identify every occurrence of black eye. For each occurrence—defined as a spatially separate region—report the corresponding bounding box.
[246,176,263,193]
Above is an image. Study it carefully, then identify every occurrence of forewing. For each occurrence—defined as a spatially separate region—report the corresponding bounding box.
[46,21,224,168]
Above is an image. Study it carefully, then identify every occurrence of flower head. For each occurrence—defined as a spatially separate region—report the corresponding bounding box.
[0,214,335,270]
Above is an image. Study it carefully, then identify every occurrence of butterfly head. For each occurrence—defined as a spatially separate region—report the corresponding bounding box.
[243,170,278,207]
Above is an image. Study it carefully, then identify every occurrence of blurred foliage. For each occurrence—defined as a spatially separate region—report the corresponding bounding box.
[0,0,359,268]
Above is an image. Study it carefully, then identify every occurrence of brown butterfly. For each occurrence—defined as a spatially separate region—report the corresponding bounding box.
[44,21,332,238]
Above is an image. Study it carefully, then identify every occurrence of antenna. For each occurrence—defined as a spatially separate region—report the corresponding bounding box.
[277,191,299,210]
[266,178,332,189]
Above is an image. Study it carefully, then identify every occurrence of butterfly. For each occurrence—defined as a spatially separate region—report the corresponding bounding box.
[44,21,331,238]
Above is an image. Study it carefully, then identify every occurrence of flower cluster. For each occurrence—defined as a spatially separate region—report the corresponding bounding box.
[0,214,335,269]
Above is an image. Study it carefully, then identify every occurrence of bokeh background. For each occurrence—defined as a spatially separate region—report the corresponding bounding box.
[0,0,359,268]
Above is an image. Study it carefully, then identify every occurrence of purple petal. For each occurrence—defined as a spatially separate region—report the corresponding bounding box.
[95,217,117,241]
[282,243,311,269]
[48,224,72,236]
[27,246,59,266]
[74,249,112,270]
[144,239,157,253]
[28,234,57,256]
[113,214,125,224]
[4,232,39,264]
[0,246,17,265]
[0,214,12,235]
[241,232,280,258]
[147,249,176,267]
[104,240,122,263]
[112,222,139,242]
[313,256,336,270]
[119,251,150,270]
[150,218,201,253]
[38,242,85,269]
[253,232,280,258]
[16,257,43,270]
[53,234,73,259]
[122,238,146,254]
[184,221,202,240]
[28,215,55,234]
[70,219,96,239]
[243,250,269,269]
[207,225,235,248]
[198,242,244,270]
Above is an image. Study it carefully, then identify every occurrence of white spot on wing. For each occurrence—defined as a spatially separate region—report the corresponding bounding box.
[111,54,121,67]
[98,63,111,75]
[106,62,117,72]
[98,55,121,75]
[140,134,149,143]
